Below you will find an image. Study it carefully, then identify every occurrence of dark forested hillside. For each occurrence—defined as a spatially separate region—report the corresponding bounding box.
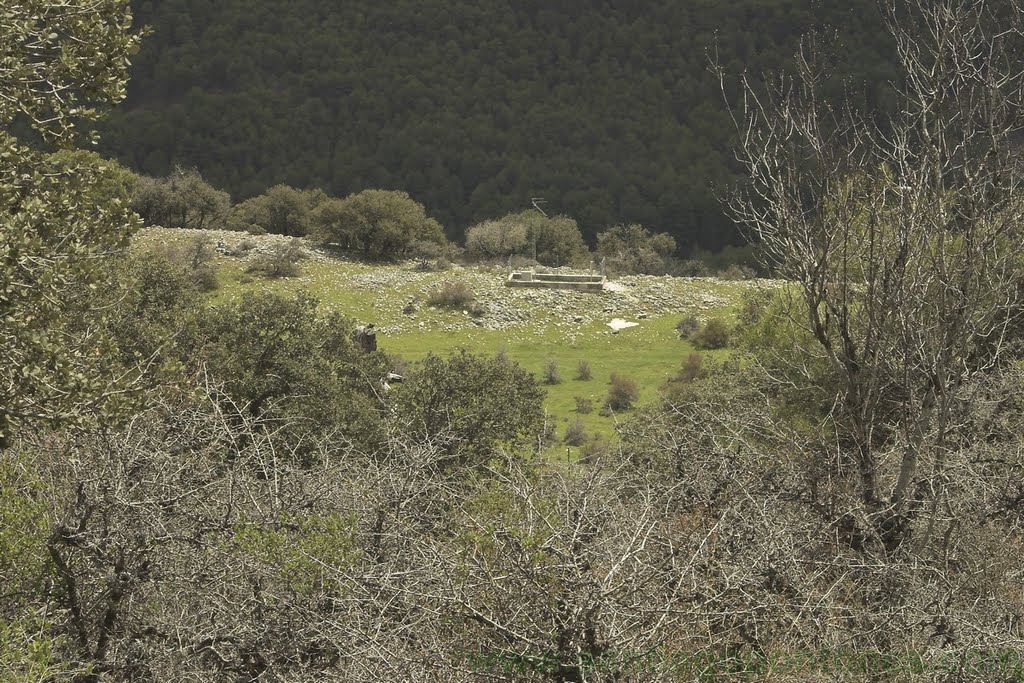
[99,0,896,247]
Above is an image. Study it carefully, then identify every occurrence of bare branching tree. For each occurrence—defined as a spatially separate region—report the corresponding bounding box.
[722,0,1024,548]
[421,456,688,682]
[621,358,1024,675]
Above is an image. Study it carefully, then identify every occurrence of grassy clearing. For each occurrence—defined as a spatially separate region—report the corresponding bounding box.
[135,228,757,451]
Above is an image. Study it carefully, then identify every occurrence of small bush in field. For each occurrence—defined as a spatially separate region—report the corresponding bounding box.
[575,360,592,381]
[246,242,304,278]
[574,396,594,414]
[410,240,454,271]
[676,314,700,340]
[544,359,562,385]
[736,288,776,328]
[190,265,219,292]
[563,419,587,446]
[605,372,640,411]
[427,281,476,310]
[692,316,731,350]
[159,236,219,291]
[579,436,610,463]
[678,352,704,383]
[716,264,757,280]
[228,238,257,256]
[182,235,215,270]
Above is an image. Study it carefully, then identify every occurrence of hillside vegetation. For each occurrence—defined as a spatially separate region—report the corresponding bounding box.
[6,1,1024,680]
[136,227,760,447]
[98,0,897,247]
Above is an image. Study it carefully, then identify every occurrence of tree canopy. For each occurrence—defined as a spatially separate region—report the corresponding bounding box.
[96,0,897,249]
[0,0,143,445]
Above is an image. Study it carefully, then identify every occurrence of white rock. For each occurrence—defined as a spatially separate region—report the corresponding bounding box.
[606,318,639,331]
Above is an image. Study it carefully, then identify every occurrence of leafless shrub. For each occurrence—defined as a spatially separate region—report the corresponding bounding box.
[719,0,1024,551]
[563,418,587,446]
[605,372,640,411]
[575,359,593,381]
[246,241,304,278]
[426,280,476,310]
[543,359,562,385]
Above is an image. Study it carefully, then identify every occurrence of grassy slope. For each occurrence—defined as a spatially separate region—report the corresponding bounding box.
[137,228,766,450]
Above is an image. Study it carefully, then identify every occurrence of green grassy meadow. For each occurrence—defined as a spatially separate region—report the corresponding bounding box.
[137,228,763,451]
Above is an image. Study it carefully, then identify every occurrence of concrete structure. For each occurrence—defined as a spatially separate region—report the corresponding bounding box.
[506,270,606,292]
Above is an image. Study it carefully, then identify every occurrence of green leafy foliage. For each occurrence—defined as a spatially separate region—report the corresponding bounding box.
[227,184,326,236]
[0,457,51,598]
[596,223,677,274]
[1,143,143,444]
[497,210,589,267]
[396,350,545,468]
[131,167,231,229]
[2,0,142,143]
[0,454,83,680]
[198,291,389,456]
[47,150,139,207]
[102,250,205,373]
[0,0,143,445]
[317,189,446,259]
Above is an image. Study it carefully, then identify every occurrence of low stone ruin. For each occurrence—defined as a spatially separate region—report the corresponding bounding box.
[506,270,606,292]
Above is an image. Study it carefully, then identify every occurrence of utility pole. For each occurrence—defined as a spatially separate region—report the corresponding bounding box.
[530,198,547,262]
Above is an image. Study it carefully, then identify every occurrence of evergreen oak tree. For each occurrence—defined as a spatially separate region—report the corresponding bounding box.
[1,0,144,446]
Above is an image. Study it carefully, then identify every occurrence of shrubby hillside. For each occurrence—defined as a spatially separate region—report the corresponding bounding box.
[6,1,1024,681]
[98,0,897,248]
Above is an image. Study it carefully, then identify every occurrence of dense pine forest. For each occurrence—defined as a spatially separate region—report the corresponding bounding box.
[98,0,897,247]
